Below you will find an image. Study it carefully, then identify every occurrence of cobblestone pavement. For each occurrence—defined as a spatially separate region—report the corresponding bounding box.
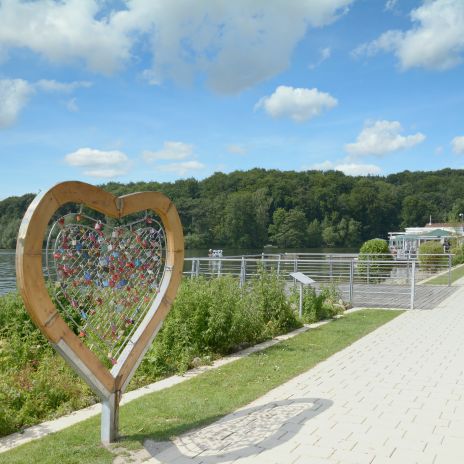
[127,286,464,464]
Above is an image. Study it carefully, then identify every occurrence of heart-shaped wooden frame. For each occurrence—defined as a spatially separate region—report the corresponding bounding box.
[16,181,184,441]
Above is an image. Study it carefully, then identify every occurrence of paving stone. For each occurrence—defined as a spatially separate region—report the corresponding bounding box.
[125,286,464,464]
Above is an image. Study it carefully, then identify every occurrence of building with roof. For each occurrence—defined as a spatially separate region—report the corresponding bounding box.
[388,221,464,260]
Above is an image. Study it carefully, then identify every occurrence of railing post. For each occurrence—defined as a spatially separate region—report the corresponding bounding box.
[299,283,304,318]
[367,257,370,284]
[329,255,333,282]
[217,258,222,277]
[448,254,452,287]
[191,259,195,278]
[195,258,200,277]
[349,259,354,304]
[277,255,281,276]
[240,257,246,288]
[410,261,416,310]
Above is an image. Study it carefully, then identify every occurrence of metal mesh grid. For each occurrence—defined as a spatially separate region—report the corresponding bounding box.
[46,212,166,366]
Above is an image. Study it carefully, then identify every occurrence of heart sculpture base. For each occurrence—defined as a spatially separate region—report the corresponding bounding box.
[16,181,184,443]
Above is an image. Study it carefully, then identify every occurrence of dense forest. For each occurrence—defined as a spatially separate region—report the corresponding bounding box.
[2,168,464,249]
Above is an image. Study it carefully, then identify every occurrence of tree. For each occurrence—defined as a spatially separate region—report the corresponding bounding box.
[307,219,323,247]
[268,208,308,248]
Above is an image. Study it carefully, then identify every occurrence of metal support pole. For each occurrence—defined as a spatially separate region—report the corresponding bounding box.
[349,259,354,304]
[101,391,120,444]
[367,258,370,284]
[448,254,452,287]
[293,259,297,286]
[277,255,281,276]
[329,255,333,282]
[218,258,222,277]
[195,258,200,277]
[299,283,303,318]
[191,259,195,278]
[240,257,246,288]
[410,261,416,310]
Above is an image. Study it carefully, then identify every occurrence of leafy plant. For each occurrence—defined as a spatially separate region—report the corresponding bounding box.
[357,239,393,282]
[418,241,447,270]
[292,284,345,324]
[450,240,464,266]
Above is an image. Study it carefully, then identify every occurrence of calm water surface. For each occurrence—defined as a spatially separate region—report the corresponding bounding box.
[0,247,357,295]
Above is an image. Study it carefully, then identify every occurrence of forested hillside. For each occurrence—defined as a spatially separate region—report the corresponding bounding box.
[1,168,464,249]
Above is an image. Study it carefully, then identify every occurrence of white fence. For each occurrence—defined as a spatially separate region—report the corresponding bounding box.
[184,253,454,310]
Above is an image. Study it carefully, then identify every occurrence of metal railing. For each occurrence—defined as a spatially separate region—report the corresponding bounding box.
[184,253,454,310]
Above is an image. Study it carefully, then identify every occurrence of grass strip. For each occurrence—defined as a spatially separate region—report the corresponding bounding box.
[1,309,402,464]
[423,264,464,285]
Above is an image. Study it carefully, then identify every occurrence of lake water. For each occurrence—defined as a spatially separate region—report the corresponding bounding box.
[0,247,357,295]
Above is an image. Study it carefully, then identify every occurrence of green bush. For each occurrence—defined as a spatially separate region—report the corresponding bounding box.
[450,240,464,266]
[0,293,95,437]
[135,272,300,383]
[358,239,393,282]
[0,270,343,437]
[293,284,345,324]
[245,267,300,338]
[418,241,447,270]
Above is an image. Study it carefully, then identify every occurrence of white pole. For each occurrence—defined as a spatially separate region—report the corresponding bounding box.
[410,261,416,310]
[299,283,303,318]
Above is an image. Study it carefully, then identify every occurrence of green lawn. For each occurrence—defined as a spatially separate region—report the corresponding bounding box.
[423,264,464,285]
[1,309,402,464]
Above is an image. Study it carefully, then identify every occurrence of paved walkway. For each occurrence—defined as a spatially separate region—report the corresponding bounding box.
[128,287,464,464]
[350,284,458,310]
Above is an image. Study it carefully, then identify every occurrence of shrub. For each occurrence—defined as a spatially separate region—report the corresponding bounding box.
[0,293,95,437]
[418,241,447,270]
[245,267,300,337]
[450,240,464,266]
[133,272,300,386]
[358,239,393,282]
[0,270,331,437]
[293,284,345,324]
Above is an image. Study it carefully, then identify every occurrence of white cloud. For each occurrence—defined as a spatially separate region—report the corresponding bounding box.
[35,80,92,93]
[155,160,205,176]
[345,120,425,157]
[0,77,92,127]
[311,160,381,176]
[385,0,398,11]
[0,78,34,128]
[64,148,130,177]
[309,47,331,69]
[0,0,354,93]
[66,98,79,112]
[227,144,246,155]
[143,142,193,161]
[452,136,464,154]
[0,1,131,74]
[255,85,338,122]
[354,0,464,71]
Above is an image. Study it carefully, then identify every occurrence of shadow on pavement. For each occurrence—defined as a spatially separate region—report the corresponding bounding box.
[143,397,332,463]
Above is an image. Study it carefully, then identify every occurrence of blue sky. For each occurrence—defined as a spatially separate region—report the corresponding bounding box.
[1,0,464,199]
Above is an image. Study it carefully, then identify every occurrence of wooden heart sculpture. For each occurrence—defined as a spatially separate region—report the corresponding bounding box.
[16,181,184,443]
